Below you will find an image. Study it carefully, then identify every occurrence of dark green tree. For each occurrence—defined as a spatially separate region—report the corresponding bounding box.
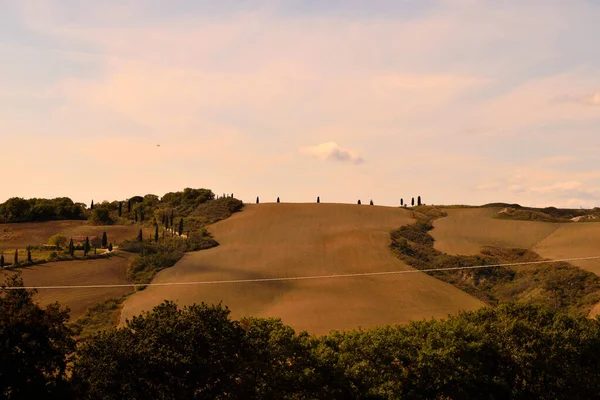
[411,197,415,206]
[84,237,91,256]
[140,208,144,224]
[277,197,280,203]
[418,196,422,206]
[178,218,184,236]
[154,225,159,243]
[134,210,138,223]
[69,238,74,256]
[0,275,75,399]
[71,302,253,399]
[137,229,143,242]
[108,243,113,252]
[90,200,94,210]
[370,199,374,206]
[27,247,32,263]
[13,249,18,265]
[127,199,131,213]
[0,254,4,268]
[256,196,260,204]
[170,210,174,228]
[358,200,361,205]
[401,198,403,206]
[101,232,108,248]
[317,196,320,203]
[118,202,122,217]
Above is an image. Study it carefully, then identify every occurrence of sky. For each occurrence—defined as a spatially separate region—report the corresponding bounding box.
[1,0,599,208]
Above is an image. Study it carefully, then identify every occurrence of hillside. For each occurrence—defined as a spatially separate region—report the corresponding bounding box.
[120,203,483,334]
[432,207,600,276]
[1,253,133,319]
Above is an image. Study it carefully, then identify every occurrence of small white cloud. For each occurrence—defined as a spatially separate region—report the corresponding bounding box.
[530,181,583,193]
[555,92,600,106]
[582,92,600,106]
[300,141,364,164]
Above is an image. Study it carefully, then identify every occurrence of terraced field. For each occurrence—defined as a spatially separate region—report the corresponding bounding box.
[121,203,483,334]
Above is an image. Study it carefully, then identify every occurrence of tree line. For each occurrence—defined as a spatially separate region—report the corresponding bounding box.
[2,275,599,399]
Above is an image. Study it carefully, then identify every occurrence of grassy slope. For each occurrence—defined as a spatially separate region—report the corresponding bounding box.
[121,203,483,334]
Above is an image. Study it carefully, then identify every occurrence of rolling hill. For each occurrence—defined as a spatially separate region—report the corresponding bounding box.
[432,207,600,276]
[120,203,484,334]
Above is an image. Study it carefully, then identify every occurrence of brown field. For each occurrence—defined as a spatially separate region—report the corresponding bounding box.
[432,207,600,275]
[2,253,133,319]
[121,203,483,334]
[0,220,152,249]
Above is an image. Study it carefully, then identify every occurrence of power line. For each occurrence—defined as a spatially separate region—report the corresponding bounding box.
[3,256,600,291]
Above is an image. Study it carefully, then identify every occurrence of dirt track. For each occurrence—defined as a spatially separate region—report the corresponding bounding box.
[121,204,483,334]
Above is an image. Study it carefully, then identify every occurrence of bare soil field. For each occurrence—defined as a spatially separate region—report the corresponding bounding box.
[0,220,151,249]
[2,253,133,319]
[432,208,561,255]
[121,203,483,334]
[432,207,600,275]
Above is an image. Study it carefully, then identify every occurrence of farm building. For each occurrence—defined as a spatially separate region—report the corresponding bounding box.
[72,235,102,248]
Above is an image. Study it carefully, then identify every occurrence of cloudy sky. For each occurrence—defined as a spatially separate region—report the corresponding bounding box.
[1,0,599,207]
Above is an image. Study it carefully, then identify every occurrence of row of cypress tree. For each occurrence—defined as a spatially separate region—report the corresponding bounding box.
[257,196,424,206]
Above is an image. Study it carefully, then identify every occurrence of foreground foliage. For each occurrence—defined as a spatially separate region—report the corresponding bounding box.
[0,275,75,399]
[3,271,600,399]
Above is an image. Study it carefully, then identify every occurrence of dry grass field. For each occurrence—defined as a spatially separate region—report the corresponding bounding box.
[2,253,133,319]
[432,207,600,276]
[0,220,152,249]
[121,203,483,334]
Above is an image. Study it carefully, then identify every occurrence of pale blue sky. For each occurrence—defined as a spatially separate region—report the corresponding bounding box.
[1,0,599,207]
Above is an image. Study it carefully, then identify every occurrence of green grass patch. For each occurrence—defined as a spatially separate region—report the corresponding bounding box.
[70,296,128,341]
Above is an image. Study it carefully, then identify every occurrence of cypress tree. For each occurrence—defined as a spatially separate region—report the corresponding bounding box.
[256,197,260,204]
[14,249,18,265]
[412,197,415,206]
[418,196,422,206]
[94,247,97,255]
[358,200,361,205]
[102,232,108,248]
[118,202,122,217]
[165,216,169,230]
[108,243,113,252]
[69,238,74,256]
[0,254,4,268]
[170,210,174,228]
[134,210,138,223]
[277,197,280,203]
[155,225,159,242]
[137,229,143,242]
[317,196,320,204]
[27,248,32,263]
[84,237,90,256]
[370,200,374,206]
[91,200,94,210]
[140,208,144,223]
[128,199,131,213]
[401,198,404,206]
[178,218,184,236]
